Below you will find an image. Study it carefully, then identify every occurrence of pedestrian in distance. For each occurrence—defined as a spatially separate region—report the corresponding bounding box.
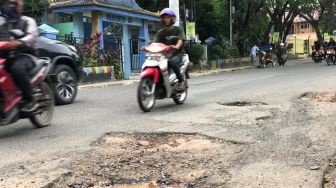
[250,44,259,68]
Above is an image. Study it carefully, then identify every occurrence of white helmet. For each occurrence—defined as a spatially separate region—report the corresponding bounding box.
[280,43,285,47]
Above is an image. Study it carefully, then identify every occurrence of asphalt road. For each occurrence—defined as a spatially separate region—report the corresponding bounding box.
[2,59,336,187]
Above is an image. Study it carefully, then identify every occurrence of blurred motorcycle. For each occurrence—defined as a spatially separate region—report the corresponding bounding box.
[0,28,55,128]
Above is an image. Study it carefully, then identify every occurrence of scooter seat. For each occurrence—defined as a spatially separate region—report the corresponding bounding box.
[30,59,47,76]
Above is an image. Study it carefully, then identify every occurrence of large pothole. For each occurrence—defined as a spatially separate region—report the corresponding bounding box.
[47,133,245,188]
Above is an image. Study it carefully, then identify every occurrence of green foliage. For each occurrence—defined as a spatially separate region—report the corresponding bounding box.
[189,44,205,64]
[228,48,240,58]
[195,0,334,53]
[195,0,228,41]
[82,57,99,67]
[135,0,167,12]
[211,45,225,60]
[210,45,240,60]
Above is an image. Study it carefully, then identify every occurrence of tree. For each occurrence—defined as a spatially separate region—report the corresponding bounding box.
[261,0,302,43]
[195,0,228,41]
[21,0,49,23]
[136,0,167,12]
[232,0,268,53]
[319,2,336,36]
[299,0,336,41]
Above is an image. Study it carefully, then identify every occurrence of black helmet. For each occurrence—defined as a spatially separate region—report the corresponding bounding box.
[6,0,19,3]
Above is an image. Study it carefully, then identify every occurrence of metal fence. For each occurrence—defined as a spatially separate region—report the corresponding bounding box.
[56,34,123,67]
[56,35,89,46]
[216,57,251,68]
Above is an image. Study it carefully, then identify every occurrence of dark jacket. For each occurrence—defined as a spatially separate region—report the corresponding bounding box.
[328,41,336,48]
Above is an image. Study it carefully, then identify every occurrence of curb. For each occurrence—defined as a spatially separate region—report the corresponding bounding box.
[189,66,253,78]
[78,66,252,89]
[79,80,139,90]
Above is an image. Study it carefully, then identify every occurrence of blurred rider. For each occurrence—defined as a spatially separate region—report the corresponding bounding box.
[155,8,186,90]
[0,0,39,111]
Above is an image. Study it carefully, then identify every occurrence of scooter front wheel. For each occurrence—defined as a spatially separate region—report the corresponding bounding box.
[327,57,332,66]
[173,87,188,105]
[137,77,156,112]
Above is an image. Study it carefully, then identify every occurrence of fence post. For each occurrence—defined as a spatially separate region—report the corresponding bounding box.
[122,24,131,79]
[139,21,149,67]
[73,12,84,39]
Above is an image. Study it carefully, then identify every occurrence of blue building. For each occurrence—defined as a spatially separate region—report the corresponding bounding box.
[50,0,160,79]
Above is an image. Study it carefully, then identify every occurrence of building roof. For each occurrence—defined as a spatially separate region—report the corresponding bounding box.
[50,0,158,18]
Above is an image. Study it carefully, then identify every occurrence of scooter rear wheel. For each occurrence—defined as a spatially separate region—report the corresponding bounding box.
[137,77,156,112]
[30,82,54,128]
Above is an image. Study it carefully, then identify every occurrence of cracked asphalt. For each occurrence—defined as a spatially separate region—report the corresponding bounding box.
[1,59,336,187]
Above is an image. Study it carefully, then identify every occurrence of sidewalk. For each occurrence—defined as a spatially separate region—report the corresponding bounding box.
[78,66,250,89]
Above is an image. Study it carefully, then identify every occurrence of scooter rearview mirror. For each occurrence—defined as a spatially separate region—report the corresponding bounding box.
[9,29,25,39]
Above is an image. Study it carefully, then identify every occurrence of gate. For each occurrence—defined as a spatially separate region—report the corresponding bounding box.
[130,38,142,72]
[104,36,123,64]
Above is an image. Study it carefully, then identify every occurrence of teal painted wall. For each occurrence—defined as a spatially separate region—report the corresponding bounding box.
[49,22,74,36]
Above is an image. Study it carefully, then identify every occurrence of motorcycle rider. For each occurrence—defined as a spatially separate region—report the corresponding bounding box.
[277,43,287,62]
[327,38,336,62]
[312,41,321,57]
[155,8,185,90]
[328,37,336,47]
[0,0,39,111]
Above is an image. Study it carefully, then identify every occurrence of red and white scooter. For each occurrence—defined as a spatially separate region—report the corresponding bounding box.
[137,41,190,112]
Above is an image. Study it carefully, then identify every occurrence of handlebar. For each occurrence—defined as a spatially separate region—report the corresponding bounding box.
[143,43,173,53]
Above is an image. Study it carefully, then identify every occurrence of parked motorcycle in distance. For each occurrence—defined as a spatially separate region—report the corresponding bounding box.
[0,29,55,128]
[137,39,190,112]
[259,51,275,68]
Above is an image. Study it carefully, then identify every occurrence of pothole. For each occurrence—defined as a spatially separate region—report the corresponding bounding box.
[300,92,336,102]
[48,133,246,188]
[218,101,268,107]
[255,116,272,121]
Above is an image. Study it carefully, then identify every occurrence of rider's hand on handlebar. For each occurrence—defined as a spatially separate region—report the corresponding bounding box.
[170,45,179,49]
[8,41,22,49]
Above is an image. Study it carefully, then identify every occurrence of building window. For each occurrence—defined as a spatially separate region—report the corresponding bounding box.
[300,22,309,29]
[128,17,133,23]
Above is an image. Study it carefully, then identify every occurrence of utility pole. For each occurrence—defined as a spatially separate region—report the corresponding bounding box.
[229,0,233,46]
